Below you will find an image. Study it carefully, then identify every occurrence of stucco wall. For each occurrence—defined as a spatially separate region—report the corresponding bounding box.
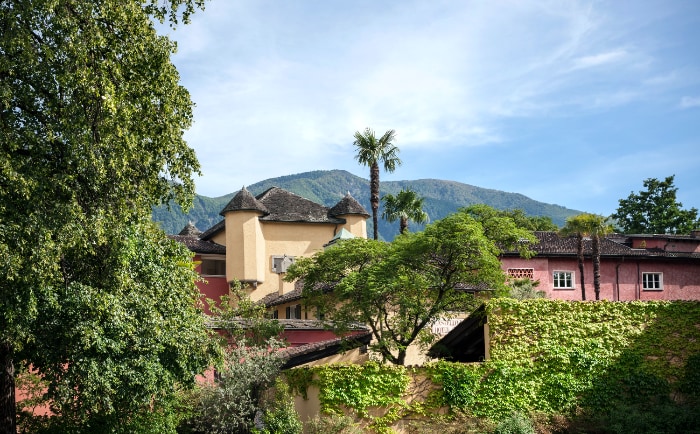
[501,257,700,301]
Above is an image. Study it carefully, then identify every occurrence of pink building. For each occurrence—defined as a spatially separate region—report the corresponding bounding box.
[500,231,700,301]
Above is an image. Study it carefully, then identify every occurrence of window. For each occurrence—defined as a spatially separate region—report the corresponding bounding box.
[553,271,574,289]
[507,268,534,279]
[643,272,663,290]
[286,304,302,319]
[200,259,225,276]
[271,255,295,273]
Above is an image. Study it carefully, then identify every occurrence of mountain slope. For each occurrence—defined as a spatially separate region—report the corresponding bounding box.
[152,170,582,240]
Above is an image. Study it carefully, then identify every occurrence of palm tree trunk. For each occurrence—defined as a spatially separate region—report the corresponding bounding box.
[399,217,408,234]
[0,342,16,434]
[593,235,601,300]
[370,162,380,240]
[577,234,586,301]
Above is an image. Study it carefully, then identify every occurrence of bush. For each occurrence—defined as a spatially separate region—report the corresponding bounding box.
[492,412,535,434]
[305,413,364,434]
[255,380,302,434]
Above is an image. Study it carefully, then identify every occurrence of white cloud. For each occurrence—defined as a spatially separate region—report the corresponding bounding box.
[571,50,627,70]
[680,96,700,109]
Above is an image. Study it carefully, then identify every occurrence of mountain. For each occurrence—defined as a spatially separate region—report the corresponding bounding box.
[152,169,582,240]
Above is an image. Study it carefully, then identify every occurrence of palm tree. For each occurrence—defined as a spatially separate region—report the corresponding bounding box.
[588,214,614,300]
[353,128,401,240]
[382,188,429,235]
[560,215,589,301]
[560,213,614,300]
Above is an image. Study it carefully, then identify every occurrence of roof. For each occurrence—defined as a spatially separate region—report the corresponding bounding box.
[220,186,269,216]
[169,222,226,254]
[280,332,372,369]
[428,304,487,362]
[178,221,202,236]
[169,235,226,255]
[259,285,304,307]
[324,227,357,248]
[328,192,370,217]
[502,231,700,260]
[254,187,345,223]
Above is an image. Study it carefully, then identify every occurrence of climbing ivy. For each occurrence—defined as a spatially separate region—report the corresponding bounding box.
[286,300,700,431]
[427,299,700,420]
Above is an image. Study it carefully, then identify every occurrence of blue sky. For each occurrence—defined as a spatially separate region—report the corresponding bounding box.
[164,0,700,217]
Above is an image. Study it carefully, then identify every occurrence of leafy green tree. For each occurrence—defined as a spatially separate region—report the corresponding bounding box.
[612,175,700,234]
[353,128,401,240]
[23,222,216,433]
[381,188,429,235]
[463,205,558,232]
[286,208,536,365]
[1,0,208,431]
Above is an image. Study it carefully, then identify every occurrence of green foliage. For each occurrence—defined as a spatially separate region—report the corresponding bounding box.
[354,127,401,240]
[207,284,284,346]
[152,169,580,239]
[188,338,286,434]
[290,362,411,433]
[315,362,410,417]
[255,380,303,434]
[16,222,214,432]
[492,412,535,434]
[612,175,700,234]
[284,367,315,400]
[503,279,545,300]
[286,207,535,365]
[304,413,364,434]
[382,188,429,234]
[425,299,700,423]
[1,0,208,431]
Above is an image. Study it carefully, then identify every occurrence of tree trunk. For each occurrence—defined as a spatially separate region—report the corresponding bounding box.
[399,217,408,234]
[370,162,380,240]
[577,234,586,301]
[0,342,16,434]
[593,235,601,300]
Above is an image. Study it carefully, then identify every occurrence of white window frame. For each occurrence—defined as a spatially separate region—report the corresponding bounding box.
[271,255,295,274]
[642,272,663,291]
[553,271,574,289]
[200,254,226,277]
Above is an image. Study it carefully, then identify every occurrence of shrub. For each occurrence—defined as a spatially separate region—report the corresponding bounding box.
[492,412,534,434]
[255,380,302,434]
[305,413,364,434]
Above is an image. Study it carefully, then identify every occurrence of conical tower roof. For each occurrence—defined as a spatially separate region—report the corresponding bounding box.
[328,192,370,218]
[178,221,202,237]
[220,186,269,216]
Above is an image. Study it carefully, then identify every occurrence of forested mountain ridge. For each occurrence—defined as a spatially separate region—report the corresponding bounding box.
[152,170,582,240]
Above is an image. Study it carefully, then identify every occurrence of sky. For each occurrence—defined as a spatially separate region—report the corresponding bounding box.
[162,0,700,217]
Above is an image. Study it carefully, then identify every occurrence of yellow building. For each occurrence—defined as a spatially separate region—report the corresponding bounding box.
[198,186,369,318]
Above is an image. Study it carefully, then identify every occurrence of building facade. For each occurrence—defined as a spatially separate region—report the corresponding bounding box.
[501,231,700,301]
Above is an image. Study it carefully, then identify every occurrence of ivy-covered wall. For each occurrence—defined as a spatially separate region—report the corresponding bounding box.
[287,299,700,431]
[432,299,700,419]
